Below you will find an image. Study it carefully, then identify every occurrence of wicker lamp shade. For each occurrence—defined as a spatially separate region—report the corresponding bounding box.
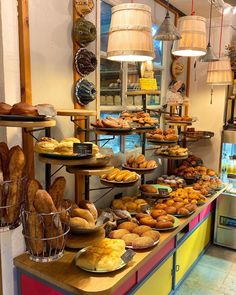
[207,58,233,85]
[172,16,207,57]
[107,3,155,62]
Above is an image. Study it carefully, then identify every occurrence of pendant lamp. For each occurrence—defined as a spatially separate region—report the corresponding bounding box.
[154,0,181,41]
[207,12,232,86]
[172,0,207,57]
[107,3,155,62]
[200,0,218,62]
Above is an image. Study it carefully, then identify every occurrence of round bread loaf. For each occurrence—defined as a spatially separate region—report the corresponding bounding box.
[117,221,138,232]
[141,230,160,242]
[151,209,167,219]
[10,102,38,116]
[132,236,154,249]
[0,102,12,115]
[122,233,139,246]
[132,225,152,235]
[109,229,130,239]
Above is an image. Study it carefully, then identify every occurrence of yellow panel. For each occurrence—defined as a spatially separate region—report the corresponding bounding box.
[176,215,212,284]
[134,256,173,295]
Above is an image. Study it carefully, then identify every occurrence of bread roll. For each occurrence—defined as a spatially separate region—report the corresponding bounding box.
[140,184,157,193]
[146,160,157,168]
[151,209,167,219]
[70,217,90,229]
[136,155,145,165]
[132,225,151,235]
[177,208,190,216]
[156,220,173,229]
[139,161,148,168]
[34,141,57,154]
[79,200,98,221]
[117,221,138,232]
[123,172,137,182]
[155,203,167,210]
[139,217,157,228]
[173,202,185,210]
[141,230,160,242]
[60,137,81,144]
[0,102,12,115]
[122,233,139,246]
[135,213,150,220]
[165,206,177,215]
[72,208,95,226]
[156,215,175,223]
[10,102,38,116]
[109,229,130,239]
[132,236,154,249]
[54,142,74,155]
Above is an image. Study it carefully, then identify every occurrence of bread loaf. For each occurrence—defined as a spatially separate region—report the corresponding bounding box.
[48,177,66,209]
[78,200,98,221]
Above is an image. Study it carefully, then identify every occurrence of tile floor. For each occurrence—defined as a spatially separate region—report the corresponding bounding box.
[175,245,236,295]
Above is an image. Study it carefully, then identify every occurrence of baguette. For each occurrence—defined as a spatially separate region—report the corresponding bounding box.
[25,180,44,255]
[34,190,64,249]
[0,142,9,180]
[48,177,66,209]
[5,146,25,224]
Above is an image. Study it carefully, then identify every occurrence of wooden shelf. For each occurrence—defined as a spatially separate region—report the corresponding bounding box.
[38,155,96,166]
[156,154,188,160]
[165,122,193,126]
[56,109,97,117]
[0,120,56,128]
[126,90,160,96]
[14,187,227,295]
[66,165,114,176]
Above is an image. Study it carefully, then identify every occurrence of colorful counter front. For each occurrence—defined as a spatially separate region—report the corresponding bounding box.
[14,188,226,295]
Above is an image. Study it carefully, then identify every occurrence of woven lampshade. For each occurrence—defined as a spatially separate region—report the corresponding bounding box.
[172,16,207,57]
[107,3,155,62]
[207,58,233,85]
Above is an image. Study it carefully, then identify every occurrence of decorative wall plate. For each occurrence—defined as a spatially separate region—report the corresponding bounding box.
[74,0,94,17]
[75,48,97,77]
[75,79,96,106]
[73,18,96,47]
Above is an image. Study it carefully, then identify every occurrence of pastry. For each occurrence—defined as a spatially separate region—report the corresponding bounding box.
[156,220,173,229]
[117,221,138,232]
[154,203,167,210]
[146,160,157,168]
[132,236,154,249]
[140,184,157,193]
[79,200,98,221]
[0,102,12,115]
[109,229,130,239]
[156,215,175,223]
[5,146,25,224]
[54,142,74,155]
[132,225,152,235]
[60,137,81,144]
[34,141,57,154]
[72,208,95,227]
[122,233,139,246]
[139,217,157,228]
[151,209,167,219]
[70,217,90,229]
[34,190,64,249]
[141,230,160,242]
[10,102,38,116]
[136,155,145,165]
[177,208,190,216]
[75,48,97,77]
[40,137,59,145]
[165,206,177,215]
[48,177,66,209]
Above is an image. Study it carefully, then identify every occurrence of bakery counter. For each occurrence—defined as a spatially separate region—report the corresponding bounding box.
[14,187,226,295]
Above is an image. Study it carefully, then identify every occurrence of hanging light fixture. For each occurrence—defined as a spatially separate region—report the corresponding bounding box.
[154,0,181,41]
[207,11,232,85]
[200,0,218,62]
[107,3,154,62]
[172,0,207,57]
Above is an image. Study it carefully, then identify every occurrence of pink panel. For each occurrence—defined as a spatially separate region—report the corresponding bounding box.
[112,272,137,295]
[21,274,63,295]
[188,215,199,231]
[137,239,175,282]
[199,203,214,221]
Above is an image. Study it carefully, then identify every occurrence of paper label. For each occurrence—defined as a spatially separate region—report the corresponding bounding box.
[139,78,157,91]
[121,249,136,263]
[73,143,92,155]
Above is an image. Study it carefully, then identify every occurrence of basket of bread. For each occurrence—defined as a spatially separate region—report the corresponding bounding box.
[123,155,157,173]
[100,168,140,187]
[108,221,160,249]
[147,128,178,143]
[0,143,26,231]
[21,177,71,262]
[75,238,132,272]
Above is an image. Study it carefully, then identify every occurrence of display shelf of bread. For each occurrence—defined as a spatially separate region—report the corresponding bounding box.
[21,177,71,262]
[122,155,157,174]
[155,145,188,159]
[75,238,129,273]
[109,221,160,249]
[147,128,178,144]
[0,102,56,128]
[0,143,26,231]
[100,168,140,187]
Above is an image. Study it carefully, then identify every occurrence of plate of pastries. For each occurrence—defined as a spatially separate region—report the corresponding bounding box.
[75,238,129,273]
[169,187,207,207]
[140,184,172,199]
[147,128,178,143]
[165,115,194,124]
[0,102,55,120]
[100,168,140,187]
[34,137,98,160]
[92,116,132,132]
[157,175,186,189]
[155,145,188,158]
[109,221,160,249]
[193,177,223,196]
[180,155,204,167]
[123,155,157,173]
[120,111,159,129]
[111,196,148,214]
[154,199,197,218]
[136,212,180,231]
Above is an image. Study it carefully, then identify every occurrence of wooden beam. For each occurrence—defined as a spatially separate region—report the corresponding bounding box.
[17,0,34,177]
[154,0,185,17]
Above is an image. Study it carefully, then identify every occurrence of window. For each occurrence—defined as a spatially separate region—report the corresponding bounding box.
[100,0,166,153]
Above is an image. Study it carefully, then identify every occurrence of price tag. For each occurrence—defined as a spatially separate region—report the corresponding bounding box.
[116,218,130,226]
[121,249,136,263]
[73,143,92,155]
[158,188,169,197]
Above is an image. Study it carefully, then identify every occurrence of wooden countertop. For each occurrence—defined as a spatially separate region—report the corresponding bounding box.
[14,187,226,295]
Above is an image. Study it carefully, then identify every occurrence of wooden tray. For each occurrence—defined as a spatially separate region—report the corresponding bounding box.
[66,166,114,176]
[0,119,56,128]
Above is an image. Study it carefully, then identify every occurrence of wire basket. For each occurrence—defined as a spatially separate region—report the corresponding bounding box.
[21,200,71,262]
[0,177,26,232]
